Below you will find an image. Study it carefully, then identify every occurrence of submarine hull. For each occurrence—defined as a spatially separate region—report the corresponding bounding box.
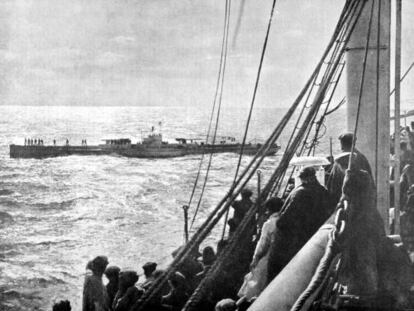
[9,143,280,159]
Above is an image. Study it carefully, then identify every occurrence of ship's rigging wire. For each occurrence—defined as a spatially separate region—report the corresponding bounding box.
[131,2,364,310]
[271,2,356,196]
[221,0,279,240]
[307,61,346,156]
[189,0,232,229]
[232,0,246,48]
[292,4,376,310]
[262,2,363,202]
[183,3,367,308]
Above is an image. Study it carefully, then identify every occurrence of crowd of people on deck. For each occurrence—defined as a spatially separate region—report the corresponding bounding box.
[51,131,414,311]
[24,138,45,146]
[23,138,90,146]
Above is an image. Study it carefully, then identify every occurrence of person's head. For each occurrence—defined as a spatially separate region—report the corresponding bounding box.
[215,298,237,311]
[338,132,354,151]
[104,266,121,283]
[241,188,253,199]
[202,246,216,266]
[298,166,317,184]
[401,141,408,151]
[119,270,139,289]
[264,197,284,215]
[168,271,186,289]
[52,300,71,311]
[87,256,109,276]
[142,262,157,277]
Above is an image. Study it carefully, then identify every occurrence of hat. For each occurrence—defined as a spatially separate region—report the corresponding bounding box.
[119,270,139,287]
[87,256,109,273]
[202,246,216,266]
[142,262,157,272]
[264,197,284,214]
[241,188,253,197]
[104,266,121,278]
[338,132,355,146]
[298,166,316,179]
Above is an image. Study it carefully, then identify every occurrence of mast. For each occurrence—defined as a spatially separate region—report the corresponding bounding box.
[346,0,391,231]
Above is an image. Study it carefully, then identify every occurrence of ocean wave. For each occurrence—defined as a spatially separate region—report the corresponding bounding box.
[0,239,76,252]
[30,196,94,211]
[0,199,21,209]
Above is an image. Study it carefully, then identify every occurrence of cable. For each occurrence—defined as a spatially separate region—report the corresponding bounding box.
[221,0,279,240]
[190,0,232,229]
[131,3,362,309]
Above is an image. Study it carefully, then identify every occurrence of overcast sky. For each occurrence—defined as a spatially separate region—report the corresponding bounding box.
[0,0,413,107]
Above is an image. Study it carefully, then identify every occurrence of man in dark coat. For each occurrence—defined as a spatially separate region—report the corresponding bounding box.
[228,188,253,234]
[327,132,372,206]
[267,166,333,283]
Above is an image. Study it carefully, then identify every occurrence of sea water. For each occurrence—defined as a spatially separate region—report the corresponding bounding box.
[0,105,346,310]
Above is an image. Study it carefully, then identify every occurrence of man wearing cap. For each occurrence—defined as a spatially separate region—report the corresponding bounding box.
[228,188,253,234]
[267,166,332,283]
[141,262,157,290]
[327,132,372,205]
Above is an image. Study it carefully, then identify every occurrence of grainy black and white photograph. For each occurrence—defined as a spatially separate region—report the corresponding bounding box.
[1,1,414,310]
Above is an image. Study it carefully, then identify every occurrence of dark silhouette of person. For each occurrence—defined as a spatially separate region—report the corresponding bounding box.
[112,270,143,311]
[400,162,414,210]
[104,266,121,308]
[400,142,414,171]
[194,246,216,284]
[83,256,110,311]
[401,185,414,251]
[52,300,71,311]
[161,271,189,311]
[327,132,372,206]
[141,262,157,290]
[267,166,332,284]
[171,246,202,293]
[228,188,253,234]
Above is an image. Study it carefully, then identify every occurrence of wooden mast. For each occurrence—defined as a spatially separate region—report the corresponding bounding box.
[346,0,391,231]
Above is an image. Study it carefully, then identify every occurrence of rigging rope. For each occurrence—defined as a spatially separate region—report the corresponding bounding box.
[263,0,365,201]
[131,3,363,309]
[272,0,358,196]
[308,61,346,155]
[190,0,232,229]
[183,2,366,309]
[325,97,346,116]
[292,3,376,310]
[221,0,279,240]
